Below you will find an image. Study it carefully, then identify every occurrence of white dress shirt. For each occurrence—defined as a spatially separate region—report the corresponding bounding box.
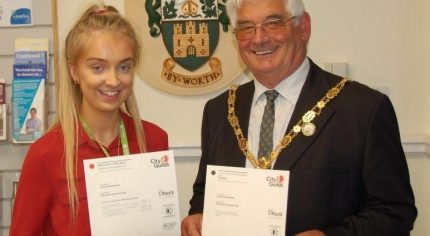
[246,58,310,168]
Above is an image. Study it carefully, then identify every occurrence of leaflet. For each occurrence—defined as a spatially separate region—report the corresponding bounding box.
[83,150,180,236]
[12,38,48,143]
[202,165,289,236]
[12,64,46,142]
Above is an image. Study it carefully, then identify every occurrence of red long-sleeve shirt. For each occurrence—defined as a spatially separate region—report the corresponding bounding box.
[10,113,168,235]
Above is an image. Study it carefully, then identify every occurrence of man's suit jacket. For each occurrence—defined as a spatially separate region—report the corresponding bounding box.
[189,59,417,235]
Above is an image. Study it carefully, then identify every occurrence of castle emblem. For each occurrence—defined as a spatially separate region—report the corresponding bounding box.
[173,21,209,58]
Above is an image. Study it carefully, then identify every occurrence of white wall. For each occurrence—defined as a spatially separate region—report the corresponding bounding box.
[5,0,429,235]
[306,0,430,134]
[407,154,430,235]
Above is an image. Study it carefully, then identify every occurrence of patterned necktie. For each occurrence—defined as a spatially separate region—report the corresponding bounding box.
[258,90,279,160]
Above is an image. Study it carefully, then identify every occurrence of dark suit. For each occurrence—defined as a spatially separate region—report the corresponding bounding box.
[189,59,417,235]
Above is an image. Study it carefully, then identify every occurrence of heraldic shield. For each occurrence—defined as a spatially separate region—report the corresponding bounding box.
[135,0,237,95]
[160,0,219,71]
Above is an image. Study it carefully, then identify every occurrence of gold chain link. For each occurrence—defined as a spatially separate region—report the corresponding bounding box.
[227,78,349,169]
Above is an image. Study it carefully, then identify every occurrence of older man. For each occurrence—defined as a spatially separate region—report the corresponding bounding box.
[181,0,417,235]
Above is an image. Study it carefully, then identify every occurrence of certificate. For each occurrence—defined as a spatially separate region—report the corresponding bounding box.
[202,165,289,236]
[83,150,180,236]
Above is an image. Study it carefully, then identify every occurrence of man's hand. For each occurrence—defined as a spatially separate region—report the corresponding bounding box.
[295,230,325,236]
[181,213,203,236]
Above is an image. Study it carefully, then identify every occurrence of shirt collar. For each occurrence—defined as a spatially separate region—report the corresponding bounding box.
[252,57,310,105]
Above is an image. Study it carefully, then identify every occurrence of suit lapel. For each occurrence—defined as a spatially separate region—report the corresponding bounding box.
[274,60,336,170]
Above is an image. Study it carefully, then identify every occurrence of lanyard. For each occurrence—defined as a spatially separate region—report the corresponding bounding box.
[79,116,130,157]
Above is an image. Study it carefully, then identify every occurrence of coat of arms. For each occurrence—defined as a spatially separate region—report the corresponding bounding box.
[125,0,245,95]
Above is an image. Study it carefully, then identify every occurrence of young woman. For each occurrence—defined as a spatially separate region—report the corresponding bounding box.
[10,4,168,235]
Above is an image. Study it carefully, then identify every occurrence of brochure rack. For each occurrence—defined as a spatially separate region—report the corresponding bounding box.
[0,0,58,235]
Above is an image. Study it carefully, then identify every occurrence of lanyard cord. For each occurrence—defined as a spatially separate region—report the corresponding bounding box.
[118,118,130,155]
[79,115,130,157]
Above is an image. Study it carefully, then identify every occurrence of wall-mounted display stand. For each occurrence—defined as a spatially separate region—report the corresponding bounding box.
[0,1,58,235]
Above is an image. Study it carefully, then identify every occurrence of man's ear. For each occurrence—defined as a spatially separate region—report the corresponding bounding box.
[299,12,311,42]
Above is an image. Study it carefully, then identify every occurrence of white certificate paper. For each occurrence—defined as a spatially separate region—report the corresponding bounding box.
[83,150,180,236]
[202,165,289,236]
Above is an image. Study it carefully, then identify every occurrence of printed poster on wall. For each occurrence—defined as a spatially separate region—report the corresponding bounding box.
[12,38,48,143]
[0,0,32,27]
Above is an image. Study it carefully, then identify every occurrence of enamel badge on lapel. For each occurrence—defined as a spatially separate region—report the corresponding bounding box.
[302,122,316,136]
[301,111,316,136]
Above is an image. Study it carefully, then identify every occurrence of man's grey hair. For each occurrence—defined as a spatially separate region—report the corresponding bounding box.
[226,0,306,27]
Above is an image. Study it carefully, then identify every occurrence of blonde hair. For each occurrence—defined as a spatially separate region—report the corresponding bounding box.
[54,4,146,223]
